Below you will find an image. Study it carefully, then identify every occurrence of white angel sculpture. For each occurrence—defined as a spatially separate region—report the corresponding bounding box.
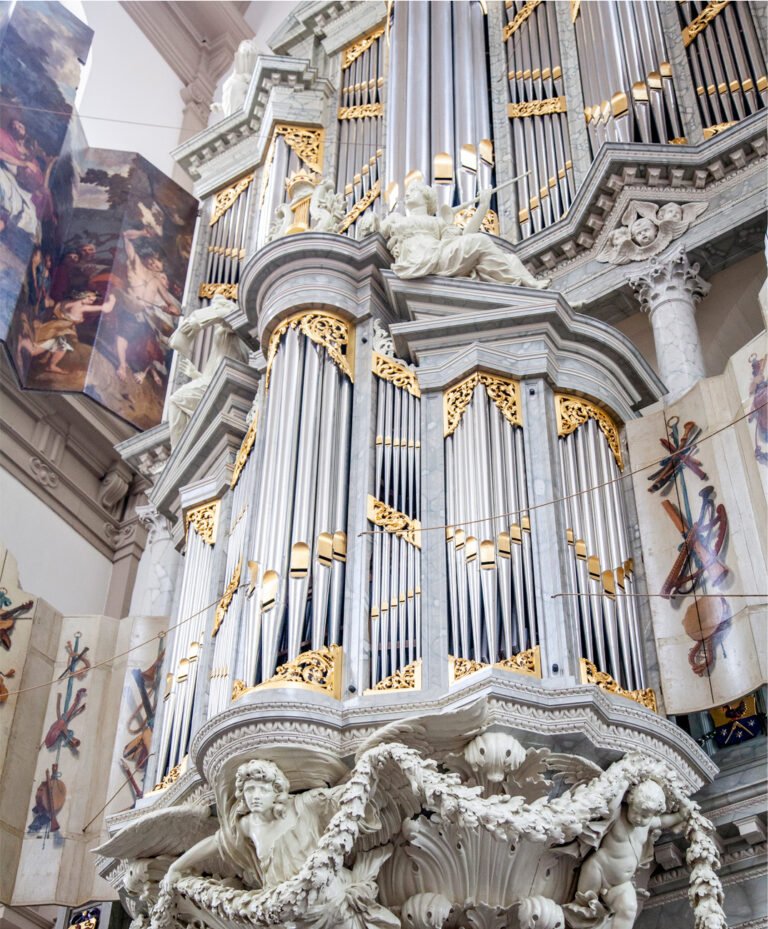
[597,200,708,265]
[309,178,346,233]
[366,182,550,289]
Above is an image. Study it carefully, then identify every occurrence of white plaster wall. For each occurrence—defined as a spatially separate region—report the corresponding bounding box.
[0,468,111,615]
[76,1,187,184]
[616,250,767,381]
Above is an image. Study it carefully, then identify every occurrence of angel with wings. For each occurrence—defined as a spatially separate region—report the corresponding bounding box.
[597,200,707,265]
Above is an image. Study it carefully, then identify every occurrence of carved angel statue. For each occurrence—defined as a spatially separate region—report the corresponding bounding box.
[597,200,708,265]
[266,204,293,243]
[211,39,258,118]
[309,178,346,233]
[96,701,726,929]
[364,182,550,289]
[167,294,249,447]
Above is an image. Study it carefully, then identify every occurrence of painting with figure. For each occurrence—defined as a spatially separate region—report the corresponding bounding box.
[0,1,92,338]
[8,151,196,429]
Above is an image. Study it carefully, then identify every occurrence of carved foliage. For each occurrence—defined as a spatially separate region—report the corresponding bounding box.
[368,659,422,693]
[232,645,343,700]
[210,174,254,226]
[372,351,421,397]
[341,23,386,69]
[337,103,384,120]
[230,414,258,489]
[502,0,541,39]
[339,178,381,233]
[367,495,422,548]
[682,0,730,46]
[580,658,658,712]
[496,645,542,679]
[444,372,522,437]
[555,393,623,470]
[508,96,567,119]
[266,312,353,389]
[274,124,324,173]
[211,559,241,638]
[198,282,238,301]
[184,501,220,546]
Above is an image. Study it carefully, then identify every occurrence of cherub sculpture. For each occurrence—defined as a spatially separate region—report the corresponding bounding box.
[563,778,689,929]
[309,178,346,233]
[167,295,249,447]
[364,182,550,289]
[597,200,707,265]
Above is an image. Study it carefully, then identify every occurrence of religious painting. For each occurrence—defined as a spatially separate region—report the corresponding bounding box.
[7,151,197,429]
[0,1,92,337]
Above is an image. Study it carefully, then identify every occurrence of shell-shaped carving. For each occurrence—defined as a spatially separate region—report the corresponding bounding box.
[400,893,455,929]
[518,895,565,929]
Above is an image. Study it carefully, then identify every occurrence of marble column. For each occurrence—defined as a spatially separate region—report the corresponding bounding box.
[630,247,710,398]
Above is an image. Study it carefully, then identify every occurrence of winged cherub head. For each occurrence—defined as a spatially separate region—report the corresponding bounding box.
[234,759,290,820]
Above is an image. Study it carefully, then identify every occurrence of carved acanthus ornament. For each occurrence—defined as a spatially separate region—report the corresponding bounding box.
[368,658,422,692]
[150,758,185,793]
[371,351,421,397]
[681,0,730,47]
[503,0,541,39]
[341,23,386,69]
[337,103,384,120]
[211,559,241,638]
[230,414,258,489]
[555,393,624,470]
[454,207,500,235]
[496,645,542,678]
[580,658,658,712]
[444,372,522,437]
[338,178,381,233]
[508,96,567,119]
[367,495,422,548]
[210,174,253,226]
[703,120,739,139]
[266,312,354,389]
[197,282,238,301]
[450,655,489,684]
[274,124,324,173]
[184,500,220,546]
[232,646,343,700]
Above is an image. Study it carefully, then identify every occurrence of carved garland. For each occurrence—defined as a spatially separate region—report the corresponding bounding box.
[444,372,522,437]
[580,658,658,712]
[337,103,384,120]
[265,312,354,389]
[341,23,386,69]
[502,0,541,40]
[231,414,258,489]
[198,282,238,301]
[449,656,489,684]
[371,351,421,397]
[555,393,623,470]
[682,0,730,47]
[210,174,254,226]
[211,559,241,638]
[184,500,220,546]
[508,96,567,119]
[367,659,422,693]
[339,179,381,233]
[150,757,186,792]
[367,495,422,548]
[232,645,342,701]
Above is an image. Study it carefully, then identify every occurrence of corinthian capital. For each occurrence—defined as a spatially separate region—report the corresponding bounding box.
[630,247,711,315]
[135,503,171,544]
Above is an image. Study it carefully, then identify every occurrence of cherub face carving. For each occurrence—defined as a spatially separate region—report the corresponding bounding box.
[630,217,658,246]
[657,203,683,224]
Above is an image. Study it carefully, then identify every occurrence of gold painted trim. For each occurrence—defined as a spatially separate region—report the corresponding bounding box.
[150,755,188,793]
[338,103,384,120]
[342,22,386,70]
[339,178,381,233]
[212,558,242,638]
[449,655,490,685]
[198,282,238,301]
[682,0,729,47]
[570,0,581,22]
[231,413,258,489]
[266,311,354,389]
[454,207,500,235]
[703,120,738,140]
[366,659,422,694]
[495,644,542,678]
[273,123,325,174]
[185,500,220,546]
[372,351,421,397]
[210,174,254,226]
[367,495,421,548]
[554,393,623,470]
[580,658,657,712]
[508,96,567,119]
[444,372,522,437]
[233,645,343,701]
[502,0,541,40]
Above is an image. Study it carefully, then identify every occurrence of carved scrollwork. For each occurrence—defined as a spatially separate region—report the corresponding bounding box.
[341,23,386,69]
[444,372,522,437]
[555,393,623,470]
[151,758,185,792]
[367,495,422,548]
[337,103,384,120]
[274,124,324,173]
[367,659,422,693]
[230,415,258,489]
[453,207,500,236]
[682,0,729,47]
[198,282,238,301]
[449,656,490,684]
[210,174,254,226]
[212,559,241,638]
[580,658,658,712]
[266,312,354,389]
[233,645,343,700]
[184,501,220,546]
[372,351,421,397]
[502,0,541,39]
[339,179,381,233]
[495,645,542,678]
[507,96,567,119]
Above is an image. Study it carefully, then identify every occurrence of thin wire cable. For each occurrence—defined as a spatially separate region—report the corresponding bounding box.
[358,398,768,537]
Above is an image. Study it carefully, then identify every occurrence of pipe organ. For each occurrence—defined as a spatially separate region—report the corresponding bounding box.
[555,395,646,694]
[503,1,575,238]
[677,1,767,138]
[444,374,536,665]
